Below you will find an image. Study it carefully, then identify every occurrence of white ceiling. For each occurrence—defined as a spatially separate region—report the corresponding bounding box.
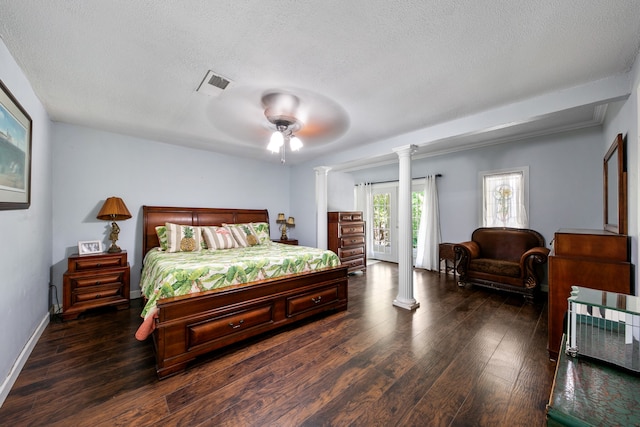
[1,1,639,165]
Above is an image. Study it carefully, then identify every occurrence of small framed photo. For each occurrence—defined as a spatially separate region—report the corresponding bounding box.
[78,240,102,255]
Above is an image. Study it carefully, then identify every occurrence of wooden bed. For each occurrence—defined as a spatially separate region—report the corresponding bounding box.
[141,205,349,379]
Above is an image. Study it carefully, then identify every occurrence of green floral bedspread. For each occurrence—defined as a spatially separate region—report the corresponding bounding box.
[140,242,341,318]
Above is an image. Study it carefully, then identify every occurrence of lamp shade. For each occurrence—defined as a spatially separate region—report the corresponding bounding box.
[267,131,284,153]
[290,137,303,151]
[286,216,295,226]
[97,197,132,221]
[277,212,286,222]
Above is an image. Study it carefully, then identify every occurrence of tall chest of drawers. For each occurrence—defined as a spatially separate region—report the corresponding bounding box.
[328,211,366,273]
[62,251,130,320]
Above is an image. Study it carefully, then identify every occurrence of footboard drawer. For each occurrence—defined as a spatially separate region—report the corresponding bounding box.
[188,304,274,349]
[287,286,339,317]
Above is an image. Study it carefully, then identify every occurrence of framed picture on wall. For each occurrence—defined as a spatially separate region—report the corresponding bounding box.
[0,79,32,210]
[78,240,103,255]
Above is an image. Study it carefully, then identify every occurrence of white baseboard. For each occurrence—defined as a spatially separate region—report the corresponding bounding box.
[130,289,141,299]
[0,312,49,408]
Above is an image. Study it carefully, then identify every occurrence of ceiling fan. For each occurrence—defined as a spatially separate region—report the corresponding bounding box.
[206,86,349,163]
[262,92,305,163]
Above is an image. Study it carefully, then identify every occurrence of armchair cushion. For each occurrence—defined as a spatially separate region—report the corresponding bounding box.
[455,227,549,301]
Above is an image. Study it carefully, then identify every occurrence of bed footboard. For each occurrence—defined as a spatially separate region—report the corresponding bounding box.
[152,266,348,379]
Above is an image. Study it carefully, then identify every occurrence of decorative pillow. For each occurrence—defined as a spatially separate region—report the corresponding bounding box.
[202,226,238,250]
[250,222,271,244]
[155,225,168,251]
[225,223,259,247]
[165,223,203,253]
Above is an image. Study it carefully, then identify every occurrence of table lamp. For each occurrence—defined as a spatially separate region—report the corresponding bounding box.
[276,212,295,240]
[97,196,132,253]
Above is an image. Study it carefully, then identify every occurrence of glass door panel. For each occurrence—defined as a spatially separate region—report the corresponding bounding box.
[372,186,396,262]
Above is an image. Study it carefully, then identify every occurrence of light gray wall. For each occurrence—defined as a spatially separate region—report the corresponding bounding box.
[346,127,604,249]
[0,40,52,398]
[328,171,356,211]
[289,164,317,247]
[51,123,290,301]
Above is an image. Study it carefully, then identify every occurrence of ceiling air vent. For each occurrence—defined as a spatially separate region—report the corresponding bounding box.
[196,70,233,96]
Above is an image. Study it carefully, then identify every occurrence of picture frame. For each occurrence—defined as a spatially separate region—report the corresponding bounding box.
[0,80,32,210]
[78,240,103,255]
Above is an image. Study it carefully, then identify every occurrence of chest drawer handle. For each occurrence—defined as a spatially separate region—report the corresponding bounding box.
[95,281,101,286]
[312,296,322,304]
[96,263,102,267]
[95,294,102,299]
[229,319,244,329]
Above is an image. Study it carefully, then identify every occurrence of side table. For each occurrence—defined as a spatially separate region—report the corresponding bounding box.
[438,243,458,279]
[272,239,298,246]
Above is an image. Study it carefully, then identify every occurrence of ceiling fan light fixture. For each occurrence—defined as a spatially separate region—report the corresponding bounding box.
[263,93,308,163]
[290,136,303,151]
[267,131,284,153]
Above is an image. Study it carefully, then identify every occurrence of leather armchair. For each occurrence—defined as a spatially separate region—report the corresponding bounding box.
[455,227,550,301]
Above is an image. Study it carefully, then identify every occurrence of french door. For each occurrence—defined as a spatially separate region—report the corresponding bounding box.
[372,185,397,262]
[370,182,425,264]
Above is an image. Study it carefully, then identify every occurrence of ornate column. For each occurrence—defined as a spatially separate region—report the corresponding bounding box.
[315,166,331,249]
[392,145,420,310]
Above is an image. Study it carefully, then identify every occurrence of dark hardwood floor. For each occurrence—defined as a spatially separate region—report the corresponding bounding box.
[0,262,555,426]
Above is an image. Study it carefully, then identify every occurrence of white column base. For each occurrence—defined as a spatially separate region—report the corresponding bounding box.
[393,298,420,311]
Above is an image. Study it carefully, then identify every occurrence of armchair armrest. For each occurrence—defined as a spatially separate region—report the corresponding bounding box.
[455,241,480,259]
[454,241,479,276]
[520,246,550,289]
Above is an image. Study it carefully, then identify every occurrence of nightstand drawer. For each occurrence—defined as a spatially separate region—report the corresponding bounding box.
[67,251,127,272]
[73,283,123,303]
[69,270,127,288]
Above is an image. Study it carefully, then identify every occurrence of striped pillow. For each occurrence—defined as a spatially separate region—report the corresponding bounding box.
[225,223,259,247]
[165,223,203,253]
[202,226,238,250]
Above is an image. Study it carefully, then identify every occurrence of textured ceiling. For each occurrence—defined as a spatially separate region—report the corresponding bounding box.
[1,1,639,165]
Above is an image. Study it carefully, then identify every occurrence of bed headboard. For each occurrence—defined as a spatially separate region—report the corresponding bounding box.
[142,205,270,258]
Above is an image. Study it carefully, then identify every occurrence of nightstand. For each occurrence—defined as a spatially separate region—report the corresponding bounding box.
[272,239,298,246]
[62,251,130,320]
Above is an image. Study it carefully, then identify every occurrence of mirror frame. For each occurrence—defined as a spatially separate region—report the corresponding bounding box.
[603,133,627,234]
